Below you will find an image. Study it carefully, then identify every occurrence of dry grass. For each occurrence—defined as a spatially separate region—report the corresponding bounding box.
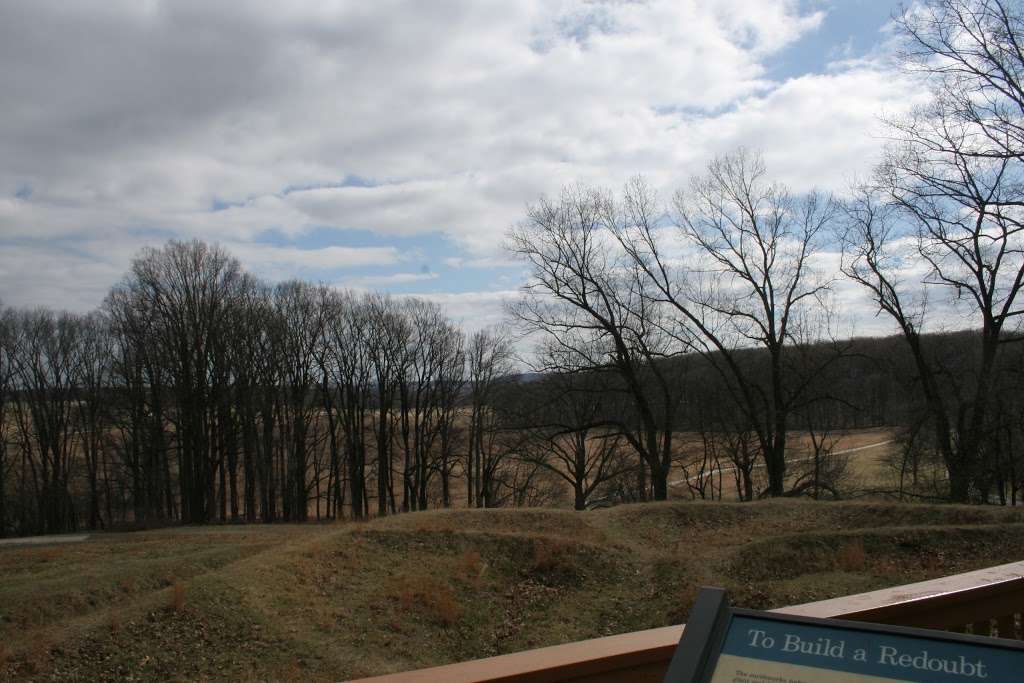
[529,538,583,585]
[457,549,486,584]
[108,610,123,635]
[22,639,50,677]
[170,581,185,613]
[5,490,1024,681]
[389,573,463,626]
[835,538,868,572]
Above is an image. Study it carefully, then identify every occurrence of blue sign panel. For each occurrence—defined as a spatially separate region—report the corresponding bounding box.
[712,615,1015,682]
[663,588,1024,683]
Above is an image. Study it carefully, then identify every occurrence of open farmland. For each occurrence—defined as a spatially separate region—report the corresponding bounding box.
[670,427,900,501]
[3,498,1024,681]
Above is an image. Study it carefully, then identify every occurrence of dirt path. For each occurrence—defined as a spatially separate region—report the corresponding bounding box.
[0,533,89,547]
[670,440,895,486]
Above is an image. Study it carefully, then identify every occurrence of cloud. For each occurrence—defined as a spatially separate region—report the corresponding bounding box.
[0,243,124,312]
[444,255,520,270]
[343,271,439,288]
[679,65,924,194]
[226,243,401,277]
[0,0,920,324]
[417,290,521,334]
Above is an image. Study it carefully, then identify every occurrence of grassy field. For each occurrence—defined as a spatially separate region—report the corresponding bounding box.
[669,427,899,500]
[3,497,1024,681]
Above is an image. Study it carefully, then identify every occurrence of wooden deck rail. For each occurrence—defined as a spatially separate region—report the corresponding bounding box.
[351,560,1024,682]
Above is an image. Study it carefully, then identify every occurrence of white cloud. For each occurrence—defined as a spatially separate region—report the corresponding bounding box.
[444,255,521,270]
[226,243,400,273]
[343,271,439,288]
[0,244,123,312]
[418,290,521,335]
[0,0,922,327]
[680,66,924,194]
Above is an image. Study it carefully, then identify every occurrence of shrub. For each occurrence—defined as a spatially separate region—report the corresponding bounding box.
[529,539,582,586]
[390,574,462,626]
[834,538,867,572]
[25,638,50,675]
[171,581,185,613]
[666,584,702,624]
[458,549,485,584]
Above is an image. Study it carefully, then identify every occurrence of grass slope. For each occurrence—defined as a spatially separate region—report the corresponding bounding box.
[3,500,1024,681]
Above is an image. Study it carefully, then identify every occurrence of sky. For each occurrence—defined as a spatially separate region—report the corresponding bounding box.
[0,0,925,337]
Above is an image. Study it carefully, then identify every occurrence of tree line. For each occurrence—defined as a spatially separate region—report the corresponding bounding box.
[0,237,581,535]
[5,267,1024,539]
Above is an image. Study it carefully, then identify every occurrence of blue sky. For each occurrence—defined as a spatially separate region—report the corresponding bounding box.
[0,0,916,334]
[769,0,898,78]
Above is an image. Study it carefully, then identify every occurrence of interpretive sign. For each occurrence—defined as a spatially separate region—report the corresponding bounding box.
[664,588,1024,683]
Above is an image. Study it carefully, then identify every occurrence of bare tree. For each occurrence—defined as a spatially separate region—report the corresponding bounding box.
[272,281,329,521]
[612,152,838,497]
[894,0,1024,163]
[0,304,14,536]
[507,185,684,500]
[106,284,175,524]
[113,239,248,522]
[465,327,515,508]
[433,322,466,508]
[9,310,83,534]
[396,299,465,511]
[315,291,345,520]
[841,184,1024,501]
[71,312,114,529]
[687,390,758,501]
[841,0,1024,501]
[789,401,848,500]
[322,291,374,519]
[365,294,410,516]
[506,359,633,510]
[217,274,267,522]
[990,345,1024,503]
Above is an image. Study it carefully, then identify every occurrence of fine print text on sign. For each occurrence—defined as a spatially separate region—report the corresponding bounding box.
[664,588,1024,683]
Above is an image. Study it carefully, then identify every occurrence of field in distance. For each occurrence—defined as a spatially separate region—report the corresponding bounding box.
[3,497,1024,681]
[669,427,898,500]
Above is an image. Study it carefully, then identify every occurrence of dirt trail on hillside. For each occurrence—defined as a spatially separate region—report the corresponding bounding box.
[0,534,89,548]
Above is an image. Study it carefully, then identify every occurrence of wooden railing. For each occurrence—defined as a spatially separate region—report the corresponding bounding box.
[350,560,1024,682]
[776,560,1024,639]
